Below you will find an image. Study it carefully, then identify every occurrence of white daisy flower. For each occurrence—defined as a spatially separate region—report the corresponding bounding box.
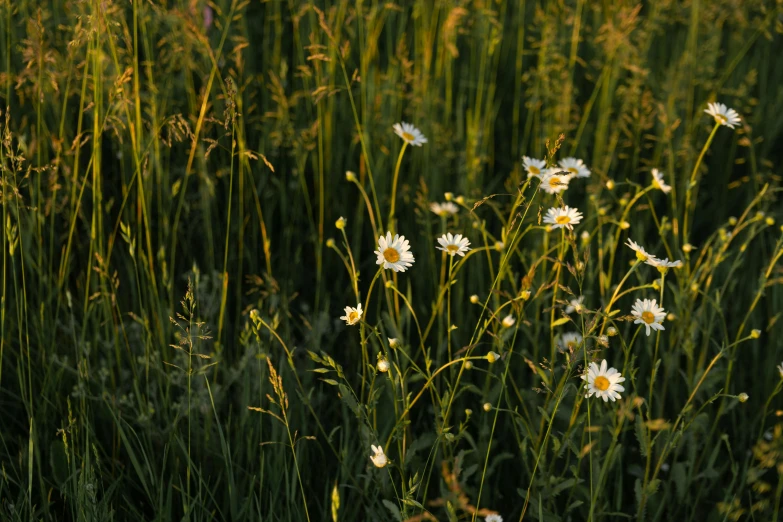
[631,298,666,336]
[375,232,415,272]
[522,156,546,178]
[565,296,584,314]
[581,359,625,402]
[370,445,388,468]
[625,239,657,262]
[485,515,503,522]
[501,315,516,328]
[539,169,573,194]
[651,169,671,194]
[436,233,471,257]
[646,257,683,274]
[543,206,583,231]
[392,122,427,146]
[559,157,591,178]
[704,102,741,129]
[339,303,363,326]
[558,332,583,352]
[430,201,459,217]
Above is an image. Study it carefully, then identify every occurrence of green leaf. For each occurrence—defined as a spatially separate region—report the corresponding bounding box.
[382,500,403,522]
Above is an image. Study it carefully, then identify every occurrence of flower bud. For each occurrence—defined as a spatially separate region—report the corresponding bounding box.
[377,358,390,373]
[486,351,500,363]
[335,216,347,230]
[483,402,492,412]
[750,329,761,339]
[345,171,357,182]
[738,393,749,403]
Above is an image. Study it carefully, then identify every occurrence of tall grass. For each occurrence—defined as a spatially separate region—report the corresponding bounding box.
[1,0,782,520]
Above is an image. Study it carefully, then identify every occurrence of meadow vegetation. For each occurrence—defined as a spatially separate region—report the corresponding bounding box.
[1,0,783,520]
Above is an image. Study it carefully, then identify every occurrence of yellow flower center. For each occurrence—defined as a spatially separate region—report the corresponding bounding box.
[348,311,359,323]
[652,179,661,189]
[656,265,668,274]
[549,176,561,187]
[555,215,571,225]
[635,251,647,262]
[567,341,577,350]
[446,244,459,254]
[402,131,415,142]
[715,114,727,124]
[438,210,449,217]
[641,311,655,324]
[529,166,540,175]
[383,247,400,263]
[594,376,610,391]
[567,167,578,174]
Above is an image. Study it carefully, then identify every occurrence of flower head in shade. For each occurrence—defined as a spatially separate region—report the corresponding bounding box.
[485,515,503,522]
[543,206,583,231]
[631,298,666,336]
[581,360,625,402]
[558,332,583,352]
[704,102,741,129]
[436,233,471,257]
[430,202,459,217]
[370,445,388,468]
[565,296,584,314]
[625,239,657,263]
[375,232,415,272]
[777,362,783,379]
[559,157,591,178]
[539,169,573,194]
[522,156,547,178]
[393,122,428,146]
[339,304,363,326]
[651,169,671,194]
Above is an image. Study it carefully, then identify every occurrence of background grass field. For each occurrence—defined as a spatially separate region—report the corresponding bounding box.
[1,0,783,520]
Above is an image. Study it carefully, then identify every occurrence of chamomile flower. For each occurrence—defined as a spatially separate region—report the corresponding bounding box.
[559,157,591,178]
[565,296,584,314]
[522,156,547,178]
[436,233,471,257]
[502,315,516,328]
[651,169,671,194]
[704,102,741,129]
[375,232,415,272]
[558,332,583,352]
[631,298,666,336]
[393,122,428,146]
[370,445,388,468]
[646,257,683,274]
[543,206,583,231]
[430,202,459,217]
[581,359,626,402]
[340,304,363,326]
[485,515,503,522]
[539,169,573,194]
[625,239,657,262]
